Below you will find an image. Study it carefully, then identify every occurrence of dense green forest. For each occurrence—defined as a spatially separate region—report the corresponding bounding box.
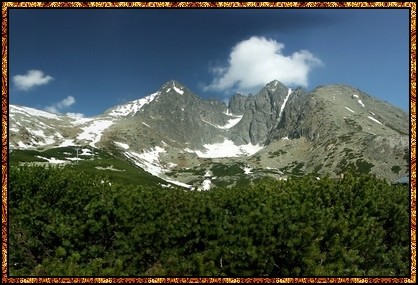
[9,166,410,276]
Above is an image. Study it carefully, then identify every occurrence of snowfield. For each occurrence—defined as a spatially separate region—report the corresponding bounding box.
[77,120,114,147]
[10,105,61,120]
[66,157,83,161]
[114,141,130,150]
[243,166,253,174]
[217,115,243,129]
[124,147,193,189]
[164,178,193,189]
[17,141,31,148]
[172,82,184,95]
[36,156,69,164]
[278,88,292,120]
[81,148,94,155]
[124,147,166,176]
[68,116,94,126]
[190,139,264,158]
[108,91,160,117]
[203,115,243,130]
[27,129,56,146]
[199,179,212,191]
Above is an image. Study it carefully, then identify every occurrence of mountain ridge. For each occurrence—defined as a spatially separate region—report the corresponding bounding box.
[9,79,410,188]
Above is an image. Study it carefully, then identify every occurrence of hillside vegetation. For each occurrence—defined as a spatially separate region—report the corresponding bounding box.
[9,147,167,187]
[9,166,409,276]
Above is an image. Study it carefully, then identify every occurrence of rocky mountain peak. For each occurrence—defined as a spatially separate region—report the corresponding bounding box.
[105,90,161,118]
[159,80,189,96]
[9,79,409,184]
[226,80,294,145]
[264,79,288,93]
[228,93,247,115]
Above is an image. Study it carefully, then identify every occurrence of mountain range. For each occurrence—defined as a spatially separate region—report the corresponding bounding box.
[9,80,410,190]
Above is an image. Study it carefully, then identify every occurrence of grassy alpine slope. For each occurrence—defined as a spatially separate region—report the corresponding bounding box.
[9,147,168,187]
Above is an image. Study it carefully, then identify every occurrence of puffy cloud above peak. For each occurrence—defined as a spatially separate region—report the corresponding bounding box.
[45,96,76,114]
[204,36,322,95]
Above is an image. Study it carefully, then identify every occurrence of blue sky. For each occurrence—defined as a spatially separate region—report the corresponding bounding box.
[8,8,410,117]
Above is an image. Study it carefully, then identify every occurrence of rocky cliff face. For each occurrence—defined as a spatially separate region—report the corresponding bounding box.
[270,84,408,141]
[9,80,410,186]
[136,80,229,147]
[261,84,409,180]
[227,80,292,145]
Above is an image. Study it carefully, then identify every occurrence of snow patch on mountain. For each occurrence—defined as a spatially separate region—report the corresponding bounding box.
[17,141,31,148]
[21,127,56,146]
[29,129,47,138]
[81,148,93,156]
[108,91,160,117]
[55,132,64,139]
[368,116,383,125]
[224,109,232,116]
[114,141,130,150]
[124,147,166,176]
[59,139,77,147]
[269,81,279,92]
[278,88,292,120]
[123,147,193,189]
[223,109,242,117]
[198,179,211,191]
[172,82,184,95]
[36,156,68,164]
[95,165,125,172]
[201,119,220,128]
[345,107,355,113]
[167,162,177,168]
[243,166,253,174]
[191,139,264,158]
[10,105,61,120]
[66,157,83,161]
[164,178,193,189]
[69,116,94,126]
[203,115,243,130]
[217,115,243,129]
[77,120,114,147]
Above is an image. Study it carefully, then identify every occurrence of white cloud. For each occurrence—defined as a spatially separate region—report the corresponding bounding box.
[204,36,322,94]
[57,96,75,108]
[44,105,59,113]
[13,70,54,91]
[45,96,76,114]
[66,112,85,118]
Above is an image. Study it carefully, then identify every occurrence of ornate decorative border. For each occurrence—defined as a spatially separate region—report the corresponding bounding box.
[1,2,416,283]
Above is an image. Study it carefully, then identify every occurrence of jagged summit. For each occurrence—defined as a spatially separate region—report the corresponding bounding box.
[105,91,160,118]
[264,79,288,93]
[105,80,193,118]
[160,80,187,95]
